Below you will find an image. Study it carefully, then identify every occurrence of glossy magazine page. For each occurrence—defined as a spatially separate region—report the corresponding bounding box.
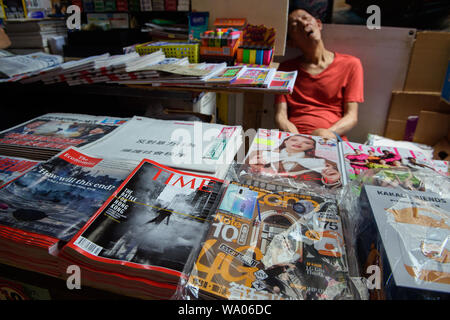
[0,155,40,188]
[0,147,133,242]
[183,181,360,300]
[0,113,128,152]
[239,129,342,193]
[63,158,224,278]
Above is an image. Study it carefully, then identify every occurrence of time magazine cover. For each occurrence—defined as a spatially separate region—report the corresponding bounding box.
[186,181,359,300]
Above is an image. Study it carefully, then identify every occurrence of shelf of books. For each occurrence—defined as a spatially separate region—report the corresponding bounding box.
[0,112,448,300]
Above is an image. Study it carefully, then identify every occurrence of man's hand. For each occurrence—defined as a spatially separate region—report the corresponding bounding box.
[311,128,336,140]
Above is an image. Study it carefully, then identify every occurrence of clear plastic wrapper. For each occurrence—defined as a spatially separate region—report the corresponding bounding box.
[173,162,367,300]
[338,168,450,300]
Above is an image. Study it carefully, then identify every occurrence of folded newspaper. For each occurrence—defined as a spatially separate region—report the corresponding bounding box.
[0,52,63,80]
[80,116,243,178]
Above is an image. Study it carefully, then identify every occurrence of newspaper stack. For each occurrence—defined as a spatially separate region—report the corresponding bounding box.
[0,52,63,82]
[59,158,224,299]
[0,113,128,161]
[39,51,165,85]
[80,115,243,179]
[0,147,135,278]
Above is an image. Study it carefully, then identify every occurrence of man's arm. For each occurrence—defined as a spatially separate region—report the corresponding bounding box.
[274,100,299,134]
[312,102,359,139]
[0,27,11,49]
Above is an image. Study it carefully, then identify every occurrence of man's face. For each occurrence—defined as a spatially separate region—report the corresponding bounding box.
[288,9,322,47]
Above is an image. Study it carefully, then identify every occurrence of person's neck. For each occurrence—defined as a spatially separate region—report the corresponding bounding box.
[299,40,332,67]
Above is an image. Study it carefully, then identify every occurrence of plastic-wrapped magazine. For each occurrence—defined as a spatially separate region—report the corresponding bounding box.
[0,52,63,79]
[239,129,343,193]
[80,116,243,176]
[0,147,134,242]
[60,158,224,284]
[0,113,128,159]
[0,155,40,188]
[341,141,449,194]
[183,181,360,300]
[356,185,450,300]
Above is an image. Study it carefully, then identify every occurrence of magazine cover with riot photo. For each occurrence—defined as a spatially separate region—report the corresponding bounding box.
[186,181,359,300]
[65,159,224,277]
[0,113,127,152]
[0,148,131,242]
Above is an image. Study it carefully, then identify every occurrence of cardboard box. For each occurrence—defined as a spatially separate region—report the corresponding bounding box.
[384,91,449,140]
[403,32,450,92]
[413,110,450,146]
[384,118,407,141]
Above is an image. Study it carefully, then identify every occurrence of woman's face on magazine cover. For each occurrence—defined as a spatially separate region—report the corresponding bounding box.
[322,163,340,184]
[284,136,315,153]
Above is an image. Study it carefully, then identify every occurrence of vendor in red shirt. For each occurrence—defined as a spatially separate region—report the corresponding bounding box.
[275,6,364,141]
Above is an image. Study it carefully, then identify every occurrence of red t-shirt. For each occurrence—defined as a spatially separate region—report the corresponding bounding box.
[275,52,364,139]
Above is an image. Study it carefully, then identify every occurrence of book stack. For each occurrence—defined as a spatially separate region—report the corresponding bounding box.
[151,0,164,11]
[0,147,135,278]
[140,0,152,11]
[177,0,189,11]
[79,115,243,179]
[5,19,67,55]
[164,0,176,11]
[59,158,224,299]
[0,113,128,161]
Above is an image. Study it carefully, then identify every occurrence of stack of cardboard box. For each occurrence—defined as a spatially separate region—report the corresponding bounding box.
[384,31,450,161]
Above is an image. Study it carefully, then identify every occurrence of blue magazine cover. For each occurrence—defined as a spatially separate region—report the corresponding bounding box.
[0,147,134,241]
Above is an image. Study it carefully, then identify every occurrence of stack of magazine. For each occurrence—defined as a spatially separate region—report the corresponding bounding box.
[0,50,298,93]
[0,147,135,277]
[184,181,360,300]
[0,155,40,188]
[59,158,224,299]
[0,113,128,161]
[354,185,450,300]
[179,128,450,300]
[79,115,244,179]
[0,52,63,82]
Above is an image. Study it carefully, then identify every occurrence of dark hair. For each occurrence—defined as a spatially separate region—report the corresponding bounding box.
[289,0,319,18]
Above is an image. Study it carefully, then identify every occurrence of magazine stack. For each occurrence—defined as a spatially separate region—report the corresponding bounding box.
[0,147,134,277]
[80,115,244,179]
[0,113,128,161]
[181,181,362,300]
[59,158,225,299]
[353,185,450,300]
[0,155,40,187]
